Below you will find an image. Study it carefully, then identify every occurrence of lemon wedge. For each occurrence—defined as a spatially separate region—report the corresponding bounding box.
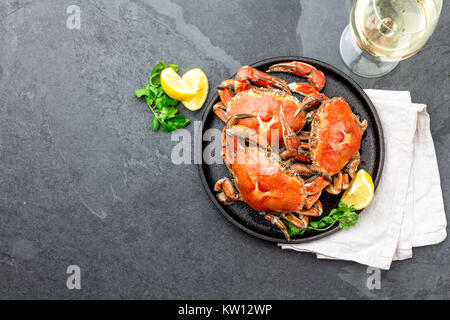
[181,68,209,111]
[160,68,198,101]
[341,169,374,210]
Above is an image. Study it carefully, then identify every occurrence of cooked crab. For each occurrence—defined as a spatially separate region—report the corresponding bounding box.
[213,63,327,148]
[214,116,332,241]
[280,97,368,194]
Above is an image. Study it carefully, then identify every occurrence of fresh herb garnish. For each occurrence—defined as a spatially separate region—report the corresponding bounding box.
[284,202,359,237]
[284,220,307,237]
[134,61,190,133]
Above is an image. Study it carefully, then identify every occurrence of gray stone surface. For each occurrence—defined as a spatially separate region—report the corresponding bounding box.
[0,0,449,299]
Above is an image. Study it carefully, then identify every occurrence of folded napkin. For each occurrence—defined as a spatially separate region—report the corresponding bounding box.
[279,89,447,270]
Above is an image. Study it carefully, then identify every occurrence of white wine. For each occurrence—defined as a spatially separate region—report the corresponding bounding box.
[351,0,442,61]
[340,0,442,77]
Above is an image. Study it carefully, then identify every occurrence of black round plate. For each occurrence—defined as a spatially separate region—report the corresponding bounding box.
[197,56,384,244]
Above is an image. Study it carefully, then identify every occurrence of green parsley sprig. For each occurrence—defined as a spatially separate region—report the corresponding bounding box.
[284,202,359,237]
[134,61,190,133]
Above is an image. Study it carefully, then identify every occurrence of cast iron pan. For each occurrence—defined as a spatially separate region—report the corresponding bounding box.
[197,56,384,244]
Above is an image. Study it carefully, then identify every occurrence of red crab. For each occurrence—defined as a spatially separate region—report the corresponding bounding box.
[280,97,368,194]
[214,117,332,241]
[213,62,327,146]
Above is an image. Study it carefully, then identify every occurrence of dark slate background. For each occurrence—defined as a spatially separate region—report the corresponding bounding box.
[0,0,449,299]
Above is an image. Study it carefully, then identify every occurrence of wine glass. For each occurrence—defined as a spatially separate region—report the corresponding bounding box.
[340,0,443,78]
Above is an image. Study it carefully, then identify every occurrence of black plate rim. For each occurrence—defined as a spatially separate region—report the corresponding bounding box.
[197,56,385,244]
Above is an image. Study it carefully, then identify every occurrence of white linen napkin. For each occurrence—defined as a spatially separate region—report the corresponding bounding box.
[279,89,447,270]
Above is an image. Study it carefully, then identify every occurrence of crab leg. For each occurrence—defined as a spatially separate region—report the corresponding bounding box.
[325,171,351,194]
[213,102,228,122]
[297,200,323,217]
[214,177,241,204]
[214,177,236,198]
[268,61,326,90]
[360,119,368,132]
[280,149,309,162]
[283,213,309,229]
[236,66,291,94]
[345,152,361,179]
[298,131,310,140]
[305,191,322,209]
[265,214,290,241]
[326,172,343,195]
[290,163,317,175]
[328,152,360,194]
[325,183,340,195]
[304,175,332,194]
[279,128,311,163]
[342,173,350,190]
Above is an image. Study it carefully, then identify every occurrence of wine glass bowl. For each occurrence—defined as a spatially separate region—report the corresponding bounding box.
[340,0,443,77]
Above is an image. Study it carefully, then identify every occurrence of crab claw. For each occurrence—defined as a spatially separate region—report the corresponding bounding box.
[217,78,250,107]
[225,115,270,151]
[293,90,327,118]
[288,82,320,96]
[289,83,328,100]
[268,61,326,90]
[226,113,256,128]
[237,66,291,94]
[280,107,308,162]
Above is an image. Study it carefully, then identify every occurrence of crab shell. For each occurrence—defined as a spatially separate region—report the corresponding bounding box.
[310,97,364,176]
[225,87,306,145]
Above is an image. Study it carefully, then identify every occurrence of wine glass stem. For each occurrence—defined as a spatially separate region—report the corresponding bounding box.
[339,25,398,78]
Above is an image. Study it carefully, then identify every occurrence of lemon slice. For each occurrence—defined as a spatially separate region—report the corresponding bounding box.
[341,169,374,210]
[181,68,209,111]
[160,68,198,101]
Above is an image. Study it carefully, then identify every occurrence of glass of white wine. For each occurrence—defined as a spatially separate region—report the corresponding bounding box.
[340,0,443,78]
